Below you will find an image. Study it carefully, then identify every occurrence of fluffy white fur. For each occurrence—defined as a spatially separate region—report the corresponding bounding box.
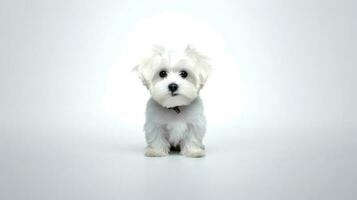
[135,45,211,157]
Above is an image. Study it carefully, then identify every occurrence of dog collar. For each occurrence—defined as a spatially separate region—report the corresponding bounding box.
[168,106,181,114]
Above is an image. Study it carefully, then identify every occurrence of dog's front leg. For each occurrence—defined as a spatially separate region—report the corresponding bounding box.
[144,122,170,157]
[180,123,206,158]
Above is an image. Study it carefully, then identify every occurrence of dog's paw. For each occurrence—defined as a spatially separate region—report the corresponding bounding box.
[145,147,168,157]
[183,148,205,158]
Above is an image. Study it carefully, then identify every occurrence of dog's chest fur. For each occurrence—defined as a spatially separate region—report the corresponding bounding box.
[146,97,204,146]
[163,120,188,146]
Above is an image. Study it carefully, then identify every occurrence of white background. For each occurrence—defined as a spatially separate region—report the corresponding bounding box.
[0,0,356,200]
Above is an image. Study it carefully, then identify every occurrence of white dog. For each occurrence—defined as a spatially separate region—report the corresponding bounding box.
[135,45,211,157]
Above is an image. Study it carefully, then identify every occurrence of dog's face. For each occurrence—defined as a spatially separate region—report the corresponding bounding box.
[135,46,211,108]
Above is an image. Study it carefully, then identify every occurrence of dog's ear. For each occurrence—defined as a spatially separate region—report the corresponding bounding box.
[185,45,212,89]
[132,64,149,88]
[133,46,165,89]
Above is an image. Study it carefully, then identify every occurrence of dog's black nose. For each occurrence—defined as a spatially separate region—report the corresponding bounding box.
[168,83,178,92]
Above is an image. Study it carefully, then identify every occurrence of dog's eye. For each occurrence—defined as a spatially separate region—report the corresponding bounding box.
[159,70,167,78]
[180,70,188,78]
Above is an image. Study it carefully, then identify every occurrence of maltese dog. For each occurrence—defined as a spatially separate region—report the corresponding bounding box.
[135,45,211,157]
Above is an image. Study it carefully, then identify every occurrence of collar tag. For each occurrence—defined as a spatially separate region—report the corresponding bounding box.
[169,106,181,114]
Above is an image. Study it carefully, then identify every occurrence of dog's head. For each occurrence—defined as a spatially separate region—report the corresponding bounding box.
[134,45,211,108]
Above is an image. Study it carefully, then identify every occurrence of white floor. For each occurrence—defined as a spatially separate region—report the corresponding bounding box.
[1,120,356,200]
